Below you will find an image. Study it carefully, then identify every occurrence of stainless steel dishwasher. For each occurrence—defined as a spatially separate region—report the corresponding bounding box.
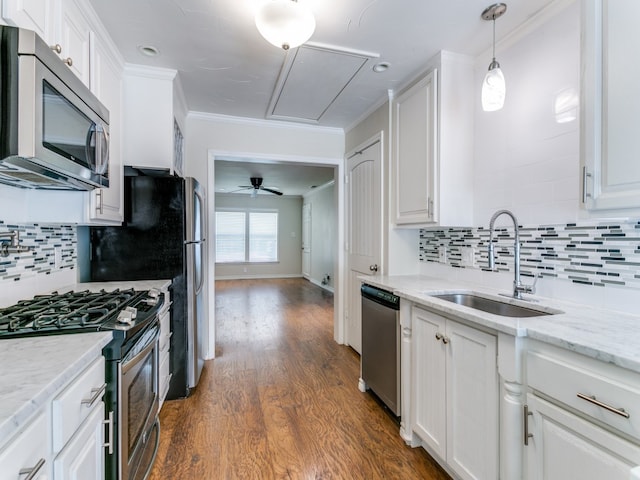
[360,283,401,416]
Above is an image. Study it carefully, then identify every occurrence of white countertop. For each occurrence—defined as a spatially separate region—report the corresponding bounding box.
[362,275,640,373]
[0,332,113,443]
[60,279,172,293]
[0,279,171,444]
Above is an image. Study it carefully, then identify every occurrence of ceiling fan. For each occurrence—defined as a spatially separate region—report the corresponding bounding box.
[235,177,283,196]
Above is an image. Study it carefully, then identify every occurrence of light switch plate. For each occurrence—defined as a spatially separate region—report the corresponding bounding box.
[461,247,476,267]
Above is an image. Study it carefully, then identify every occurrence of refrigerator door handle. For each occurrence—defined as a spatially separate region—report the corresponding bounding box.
[184,240,205,245]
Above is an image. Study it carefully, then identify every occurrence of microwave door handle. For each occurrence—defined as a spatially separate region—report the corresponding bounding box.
[85,124,98,171]
[96,124,109,176]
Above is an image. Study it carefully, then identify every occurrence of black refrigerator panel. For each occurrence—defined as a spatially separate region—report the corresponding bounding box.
[89,175,191,399]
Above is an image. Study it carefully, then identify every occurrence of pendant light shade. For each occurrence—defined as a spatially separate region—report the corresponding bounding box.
[255,0,316,51]
[481,3,507,112]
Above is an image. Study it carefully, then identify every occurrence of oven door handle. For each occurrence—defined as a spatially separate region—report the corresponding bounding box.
[121,327,160,373]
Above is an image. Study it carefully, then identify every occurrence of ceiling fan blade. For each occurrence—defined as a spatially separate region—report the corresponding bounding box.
[229,186,253,193]
[260,187,283,196]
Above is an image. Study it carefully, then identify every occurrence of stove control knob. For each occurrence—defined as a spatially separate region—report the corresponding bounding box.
[117,306,137,325]
[144,288,161,306]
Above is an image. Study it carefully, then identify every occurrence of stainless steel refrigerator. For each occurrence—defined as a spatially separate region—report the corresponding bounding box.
[88,170,205,397]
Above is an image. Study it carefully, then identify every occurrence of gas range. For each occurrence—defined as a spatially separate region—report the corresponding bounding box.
[0,288,162,340]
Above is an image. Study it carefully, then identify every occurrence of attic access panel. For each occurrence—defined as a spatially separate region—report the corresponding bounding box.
[267,44,375,123]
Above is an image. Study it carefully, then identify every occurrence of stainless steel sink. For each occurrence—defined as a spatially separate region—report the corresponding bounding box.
[432,293,555,318]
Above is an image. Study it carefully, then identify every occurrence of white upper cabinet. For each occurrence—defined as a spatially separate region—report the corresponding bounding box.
[58,0,91,86]
[122,66,186,175]
[393,71,437,225]
[392,52,474,227]
[581,0,640,213]
[2,0,59,45]
[87,33,123,223]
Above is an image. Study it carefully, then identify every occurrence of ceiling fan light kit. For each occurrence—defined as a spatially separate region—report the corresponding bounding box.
[255,0,316,50]
[481,3,507,112]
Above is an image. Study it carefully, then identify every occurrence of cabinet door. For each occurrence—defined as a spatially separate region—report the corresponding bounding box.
[2,0,58,45]
[58,0,91,86]
[526,393,640,480]
[582,0,640,211]
[0,412,50,480]
[393,70,437,225]
[411,307,447,459]
[87,37,122,223]
[53,402,105,480]
[446,320,498,480]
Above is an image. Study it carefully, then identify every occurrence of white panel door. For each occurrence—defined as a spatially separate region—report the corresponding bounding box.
[346,139,382,353]
[59,0,91,86]
[446,320,498,480]
[302,202,311,278]
[412,307,447,459]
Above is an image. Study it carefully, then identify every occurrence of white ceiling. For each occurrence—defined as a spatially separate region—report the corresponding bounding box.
[88,0,556,192]
[214,160,335,196]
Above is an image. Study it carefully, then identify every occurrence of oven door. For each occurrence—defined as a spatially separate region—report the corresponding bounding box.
[119,324,160,480]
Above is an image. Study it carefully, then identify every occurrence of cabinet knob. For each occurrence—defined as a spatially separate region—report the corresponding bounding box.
[64,57,73,67]
[369,264,378,273]
[435,332,443,341]
[50,44,62,54]
[442,335,450,345]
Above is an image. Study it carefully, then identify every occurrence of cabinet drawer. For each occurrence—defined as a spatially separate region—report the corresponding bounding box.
[0,412,49,480]
[52,356,106,452]
[528,350,640,441]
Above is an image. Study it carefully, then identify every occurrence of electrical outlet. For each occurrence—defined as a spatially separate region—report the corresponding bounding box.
[438,246,447,263]
[54,247,62,269]
[461,247,476,267]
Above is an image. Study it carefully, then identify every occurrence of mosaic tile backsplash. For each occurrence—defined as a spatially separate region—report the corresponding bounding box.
[419,219,640,290]
[0,221,76,282]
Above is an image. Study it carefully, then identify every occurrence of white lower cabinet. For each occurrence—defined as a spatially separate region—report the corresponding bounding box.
[411,306,498,480]
[53,403,105,480]
[0,353,108,480]
[525,341,640,480]
[0,412,50,480]
[526,394,640,479]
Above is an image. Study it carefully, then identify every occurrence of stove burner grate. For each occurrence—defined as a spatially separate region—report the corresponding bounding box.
[0,288,156,335]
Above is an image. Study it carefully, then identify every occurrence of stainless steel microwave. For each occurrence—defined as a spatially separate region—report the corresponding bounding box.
[0,26,109,190]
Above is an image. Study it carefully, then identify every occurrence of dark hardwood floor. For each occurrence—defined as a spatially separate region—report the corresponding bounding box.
[149,278,450,479]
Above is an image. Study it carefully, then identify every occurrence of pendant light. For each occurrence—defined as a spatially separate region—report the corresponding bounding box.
[481,3,507,112]
[255,0,316,51]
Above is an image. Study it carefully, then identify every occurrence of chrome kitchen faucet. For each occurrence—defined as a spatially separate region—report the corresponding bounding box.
[487,209,536,300]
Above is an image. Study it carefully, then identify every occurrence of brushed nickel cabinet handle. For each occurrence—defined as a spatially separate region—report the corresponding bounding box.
[81,383,106,407]
[582,166,592,204]
[524,404,533,445]
[435,332,443,341]
[442,335,450,345]
[50,44,62,54]
[103,410,114,454]
[19,458,45,480]
[577,393,630,418]
[64,57,73,67]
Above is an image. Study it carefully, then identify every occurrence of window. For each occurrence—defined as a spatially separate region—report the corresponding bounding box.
[215,210,278,263]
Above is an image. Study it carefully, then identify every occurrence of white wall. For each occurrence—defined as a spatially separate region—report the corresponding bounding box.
[184,112,345,355]
[473,0,580,226]
[303,182,336,290]
[214,193,303,279]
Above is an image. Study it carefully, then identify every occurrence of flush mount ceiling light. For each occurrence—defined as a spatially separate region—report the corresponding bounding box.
[255,0,316,50]
[373,62,390,73]
[481,3,507,112]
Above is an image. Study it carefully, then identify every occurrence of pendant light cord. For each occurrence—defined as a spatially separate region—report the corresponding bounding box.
[492,15,496,61]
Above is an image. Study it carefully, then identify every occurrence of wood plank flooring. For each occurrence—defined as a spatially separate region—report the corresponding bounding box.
[149,278,450,480]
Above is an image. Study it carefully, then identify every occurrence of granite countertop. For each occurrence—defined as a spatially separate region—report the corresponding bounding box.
[362,275,640,373]
[0,332,113,444]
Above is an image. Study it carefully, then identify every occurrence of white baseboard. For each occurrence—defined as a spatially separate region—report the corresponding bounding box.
[214,273,303,281]
[308,277,334,293]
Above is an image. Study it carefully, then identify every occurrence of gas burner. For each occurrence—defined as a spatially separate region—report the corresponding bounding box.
[0,288,162,338]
